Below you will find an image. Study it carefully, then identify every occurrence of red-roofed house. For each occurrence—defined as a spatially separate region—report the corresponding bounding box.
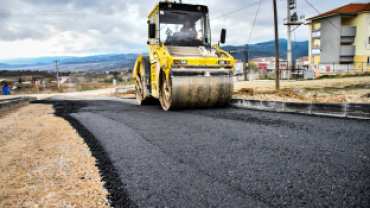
[306,3,370,73]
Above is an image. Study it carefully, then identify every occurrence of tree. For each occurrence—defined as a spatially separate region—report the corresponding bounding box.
[31,76,37,83]
[45,77,52,83]
[112,71,120,77]
[248,61,258,70]
[18,77,23,84]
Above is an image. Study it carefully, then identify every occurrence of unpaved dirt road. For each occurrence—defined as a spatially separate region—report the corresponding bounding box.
[32,95,370,208]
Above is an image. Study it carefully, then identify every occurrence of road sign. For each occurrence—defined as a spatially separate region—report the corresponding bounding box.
[259,63,267,70]
[326,66,330,72]
[36,80,40,85]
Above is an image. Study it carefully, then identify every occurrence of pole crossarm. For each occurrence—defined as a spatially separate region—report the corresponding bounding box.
[227,50,247,54]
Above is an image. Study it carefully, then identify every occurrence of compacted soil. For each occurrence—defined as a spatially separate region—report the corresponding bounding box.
[0,104,110,207]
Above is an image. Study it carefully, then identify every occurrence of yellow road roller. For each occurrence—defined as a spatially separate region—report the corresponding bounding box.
[133,1,235,111]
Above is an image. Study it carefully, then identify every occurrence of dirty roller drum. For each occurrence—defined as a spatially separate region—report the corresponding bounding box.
[160,69,234,111]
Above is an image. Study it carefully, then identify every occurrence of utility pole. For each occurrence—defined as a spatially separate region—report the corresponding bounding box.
[54,60,60,90]
[273,0,280,90]
[284,0,304,80]
[286,0,292,80]
[244,44,249,81]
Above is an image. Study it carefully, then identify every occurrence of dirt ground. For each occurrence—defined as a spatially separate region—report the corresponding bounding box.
[116,77,370,103]
[115,89,136,99]
[233,88,349,103]
[7,82,122,95]
[234,76,370,90]
[0,104,110,207]
[234,78,370,103]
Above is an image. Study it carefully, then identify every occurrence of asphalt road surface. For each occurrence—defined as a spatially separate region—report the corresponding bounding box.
[34,95,370,208]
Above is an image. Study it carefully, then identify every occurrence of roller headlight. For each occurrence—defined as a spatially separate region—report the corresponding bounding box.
[219,60,230,64]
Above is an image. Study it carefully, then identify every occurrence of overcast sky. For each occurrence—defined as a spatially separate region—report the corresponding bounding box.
[0,0,367,59]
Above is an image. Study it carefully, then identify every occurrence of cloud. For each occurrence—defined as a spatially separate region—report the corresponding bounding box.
[0,0,369,58]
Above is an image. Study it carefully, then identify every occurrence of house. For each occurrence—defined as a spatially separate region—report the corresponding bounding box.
[306,3,370,73]
[251,57,287,72]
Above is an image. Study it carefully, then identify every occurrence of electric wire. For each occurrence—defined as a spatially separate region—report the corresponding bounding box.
[303,0,342,32]
[210,1,262,13]
[247,0,263,45]
[210,1,262,20]
[0,2,261,17]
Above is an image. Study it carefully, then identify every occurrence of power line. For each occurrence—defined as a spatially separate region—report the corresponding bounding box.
[210,2,262,13]
[210,2,262,20]
[303,0,341,32]
[247,0,263,44]
[303,0,320,14]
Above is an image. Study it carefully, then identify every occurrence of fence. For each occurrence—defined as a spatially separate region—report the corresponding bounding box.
[313,62,370,74]
[234,61,370,82]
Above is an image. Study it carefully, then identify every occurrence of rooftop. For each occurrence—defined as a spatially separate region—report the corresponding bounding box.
[307,3,370,20]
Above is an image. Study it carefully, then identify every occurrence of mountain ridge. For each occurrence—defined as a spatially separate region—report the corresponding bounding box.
[0,39,308,73]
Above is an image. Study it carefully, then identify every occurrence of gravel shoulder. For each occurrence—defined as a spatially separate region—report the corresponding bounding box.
[0,104,110,207]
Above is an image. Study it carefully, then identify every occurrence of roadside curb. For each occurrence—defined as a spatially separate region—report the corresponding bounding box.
[0,97,37,111]
[229,99,370,120]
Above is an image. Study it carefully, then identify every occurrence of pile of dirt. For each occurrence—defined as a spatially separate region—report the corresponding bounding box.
[234,88,309,101]
[115,89,136,98]
[121,89,135,95]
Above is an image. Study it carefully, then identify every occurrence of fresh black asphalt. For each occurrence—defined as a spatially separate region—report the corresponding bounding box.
[33,96,370,208]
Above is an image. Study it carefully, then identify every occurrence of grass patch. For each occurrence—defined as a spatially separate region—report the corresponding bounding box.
[317,71,370,80]
[302,82,370,94]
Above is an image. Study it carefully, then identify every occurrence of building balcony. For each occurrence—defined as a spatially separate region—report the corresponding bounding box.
[340,26,356,43]
[340,45,356,62]
[340,45,355,56]
[312,31,321,39]
[312,48,321,56]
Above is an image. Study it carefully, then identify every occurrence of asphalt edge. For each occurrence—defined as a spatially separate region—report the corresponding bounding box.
[229,99,370,120]
[30,100,138,208]
[0,97,37,111]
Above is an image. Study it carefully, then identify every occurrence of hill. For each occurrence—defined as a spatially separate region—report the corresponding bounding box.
[0,39,308,72]
[221,38,308,61]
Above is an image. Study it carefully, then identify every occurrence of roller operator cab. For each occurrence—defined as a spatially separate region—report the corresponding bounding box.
[133,1,235,111]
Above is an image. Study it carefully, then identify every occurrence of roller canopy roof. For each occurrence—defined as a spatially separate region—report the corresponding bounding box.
[158,2,208,13]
